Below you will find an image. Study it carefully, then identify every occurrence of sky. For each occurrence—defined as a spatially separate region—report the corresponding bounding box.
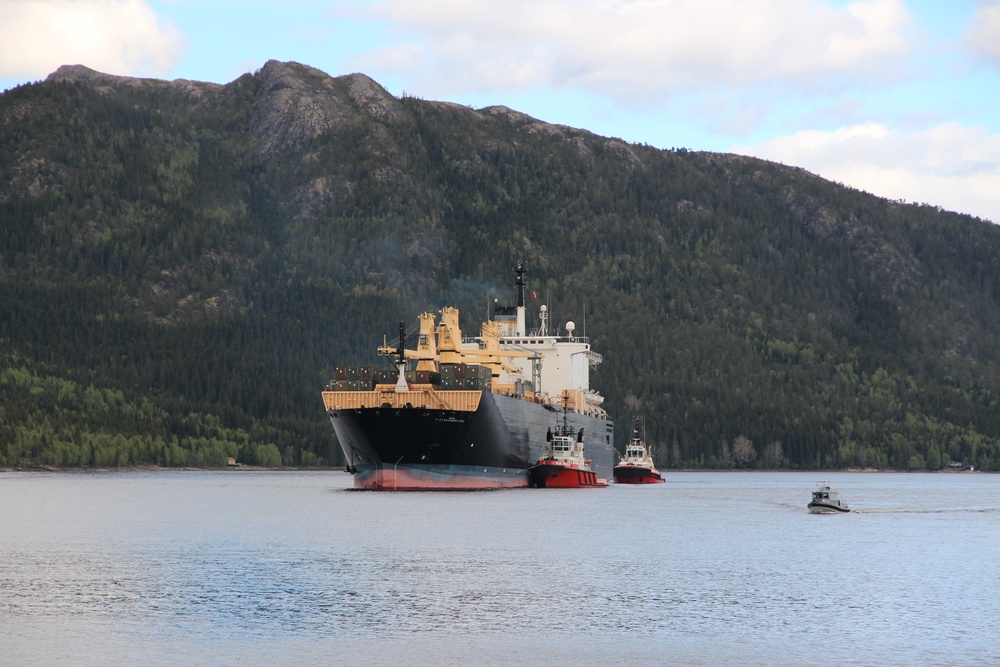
[2,0,999,223]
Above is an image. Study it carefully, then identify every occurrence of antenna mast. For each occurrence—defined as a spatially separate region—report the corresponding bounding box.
[515,262,527,336]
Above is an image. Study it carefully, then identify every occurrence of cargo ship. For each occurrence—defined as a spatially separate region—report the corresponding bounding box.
[321,264,614,490]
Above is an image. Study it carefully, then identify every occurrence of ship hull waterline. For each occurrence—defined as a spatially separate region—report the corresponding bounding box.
[352,463,529,490]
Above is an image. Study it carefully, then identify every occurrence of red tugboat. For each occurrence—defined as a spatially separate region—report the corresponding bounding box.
[613,417,664,484]
[528,413,608,488]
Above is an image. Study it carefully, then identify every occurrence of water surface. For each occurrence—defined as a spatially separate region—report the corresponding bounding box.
[1,471,997,666]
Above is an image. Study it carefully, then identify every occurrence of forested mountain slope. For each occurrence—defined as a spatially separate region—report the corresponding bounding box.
[2,60,999,470]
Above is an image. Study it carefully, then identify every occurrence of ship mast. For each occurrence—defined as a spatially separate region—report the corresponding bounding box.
[515,261,527,337]
[394,321,409,392]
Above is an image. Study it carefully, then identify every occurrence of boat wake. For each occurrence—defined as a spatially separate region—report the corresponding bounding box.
[851,507,1000,515]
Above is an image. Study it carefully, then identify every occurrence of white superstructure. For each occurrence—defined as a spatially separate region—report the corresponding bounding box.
[462,263,606,418]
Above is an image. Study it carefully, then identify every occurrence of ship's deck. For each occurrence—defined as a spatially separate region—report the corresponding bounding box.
[322,387,483,412]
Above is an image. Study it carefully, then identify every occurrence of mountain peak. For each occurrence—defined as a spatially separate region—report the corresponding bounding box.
[46,64,220,97]
[248,61,404,160]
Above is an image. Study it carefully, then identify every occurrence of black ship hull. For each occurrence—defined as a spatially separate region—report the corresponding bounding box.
[328,392,614,490]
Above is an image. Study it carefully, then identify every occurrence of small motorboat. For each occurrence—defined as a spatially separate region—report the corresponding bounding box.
[613,417,663,484]
[808,481,850,513]
[527,414,608,488]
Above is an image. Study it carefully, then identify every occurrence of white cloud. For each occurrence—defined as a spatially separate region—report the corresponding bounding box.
[352,0,914,102]
[966,0,1000,68]
[732,122,1000,223]
[0,0,184,80]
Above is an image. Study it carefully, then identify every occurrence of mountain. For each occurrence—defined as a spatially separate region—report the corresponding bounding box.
[2,60,999,471]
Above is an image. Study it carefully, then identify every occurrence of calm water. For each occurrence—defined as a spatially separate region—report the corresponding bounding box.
[1,470,998,666]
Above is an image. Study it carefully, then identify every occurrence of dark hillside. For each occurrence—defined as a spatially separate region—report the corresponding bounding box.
[2,61,999,470]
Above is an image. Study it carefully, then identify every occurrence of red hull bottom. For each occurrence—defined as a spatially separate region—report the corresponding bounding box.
[355,465,530,490]
[528,461,608,488]
[613,465,664,484]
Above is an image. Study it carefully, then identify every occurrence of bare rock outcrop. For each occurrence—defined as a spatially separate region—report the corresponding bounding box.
[247,61,404,161]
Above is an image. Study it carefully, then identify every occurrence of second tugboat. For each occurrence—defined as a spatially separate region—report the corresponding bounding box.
[613,417,663,484]
[527,411,608,488]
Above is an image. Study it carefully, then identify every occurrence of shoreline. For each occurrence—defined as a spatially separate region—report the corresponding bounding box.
[0,464,351,474]
[1,465,986,474]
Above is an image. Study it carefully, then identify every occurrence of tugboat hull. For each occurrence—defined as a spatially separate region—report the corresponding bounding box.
[613,465,664,484]
[528,462,608,488]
